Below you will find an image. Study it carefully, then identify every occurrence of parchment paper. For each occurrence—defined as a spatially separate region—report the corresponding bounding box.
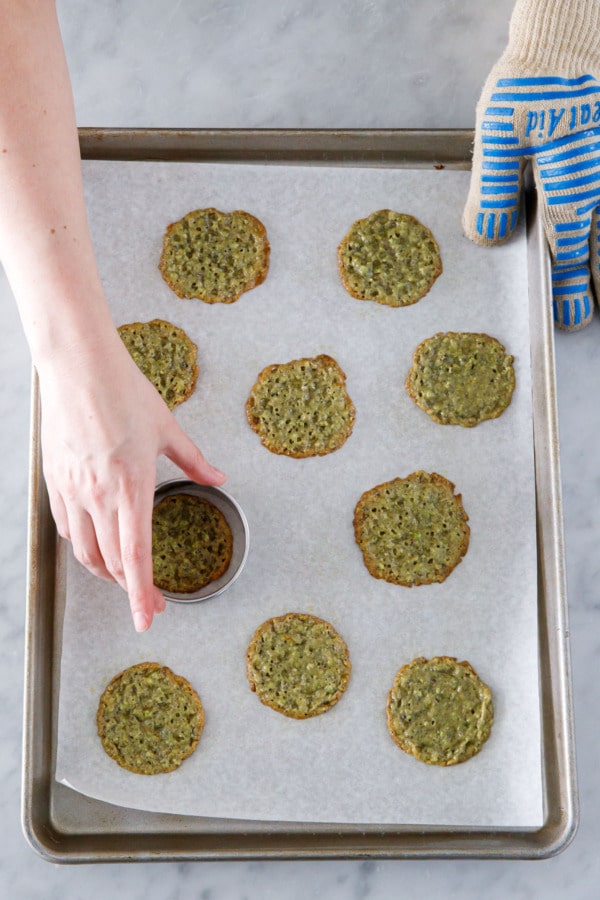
[55,161,543,827]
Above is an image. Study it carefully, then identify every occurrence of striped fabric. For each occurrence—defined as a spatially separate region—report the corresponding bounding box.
[470,74,600,329]
[463,0,600,331]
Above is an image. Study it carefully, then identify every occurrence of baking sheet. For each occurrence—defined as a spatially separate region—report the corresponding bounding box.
[55,160,542,827]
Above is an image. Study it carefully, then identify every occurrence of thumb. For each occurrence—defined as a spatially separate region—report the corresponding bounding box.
[463,104,525,246]
[463,61,526,247]
[163,423,227,486]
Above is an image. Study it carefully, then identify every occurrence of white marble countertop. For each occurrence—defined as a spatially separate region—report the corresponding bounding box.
[1,1,598,897]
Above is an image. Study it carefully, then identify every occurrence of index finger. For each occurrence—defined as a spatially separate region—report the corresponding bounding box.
[117,479,165,632]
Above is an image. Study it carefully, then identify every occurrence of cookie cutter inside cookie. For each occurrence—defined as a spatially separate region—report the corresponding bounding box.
[153,479,249,603]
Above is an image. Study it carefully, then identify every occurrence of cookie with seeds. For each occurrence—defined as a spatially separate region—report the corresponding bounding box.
[97,662,204,775]
[386,656,494,766]
[245,354,356,458]
[158,207,270,303]
[337,209,442,307]
[118,318,199,410]
[406,331,515,427]
[246,612,351,719]
[353,471,470,587]
[152,493,233,594]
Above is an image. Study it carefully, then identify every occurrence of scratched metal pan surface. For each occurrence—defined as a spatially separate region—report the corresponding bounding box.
[21,129,578,862]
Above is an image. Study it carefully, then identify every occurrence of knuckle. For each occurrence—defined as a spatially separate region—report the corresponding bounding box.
[63,480,79,505]
[107,556,125,580]
[89,479,109,507]
[73,544,101,572]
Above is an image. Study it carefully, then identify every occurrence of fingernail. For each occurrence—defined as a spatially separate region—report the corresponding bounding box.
[211,467,226,482]
[133,611,149,632]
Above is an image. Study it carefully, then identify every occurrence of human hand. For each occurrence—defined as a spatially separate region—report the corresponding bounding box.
[463,0,600,331]
[37,334,226,632]
[0,0,222,632]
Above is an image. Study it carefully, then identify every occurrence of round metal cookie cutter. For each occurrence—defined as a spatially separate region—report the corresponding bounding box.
[153,479,250,603]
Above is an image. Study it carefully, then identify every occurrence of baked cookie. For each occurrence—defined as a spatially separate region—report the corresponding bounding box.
[245,354,356,458]
[386,656,494,766]
[118,318,199,410]
[152,494,233,594]
[353,471,470,587]
[406,331,515,427]
[97,662,204,775]
[246,612,351,719]
[158,207,270,303]
[337,209,442,307]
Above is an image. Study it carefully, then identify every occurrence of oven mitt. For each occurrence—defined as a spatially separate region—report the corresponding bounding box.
[463,0,600,330]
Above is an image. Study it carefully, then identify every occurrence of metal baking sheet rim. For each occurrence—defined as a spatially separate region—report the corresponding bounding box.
[21,128,578,862]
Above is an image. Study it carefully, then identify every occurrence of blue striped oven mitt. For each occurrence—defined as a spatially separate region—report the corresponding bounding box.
[463,0,600,330]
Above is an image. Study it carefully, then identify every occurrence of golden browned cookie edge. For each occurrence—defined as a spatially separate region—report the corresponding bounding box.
[337,210,442,307]
[245,354,356,459]
[246,612,352,719]
[405,331,515,428]
[96,661,205,775]
[118,318,199,410]
[158,207,270,303]
[385,655,493,766]
[353,471,470,587]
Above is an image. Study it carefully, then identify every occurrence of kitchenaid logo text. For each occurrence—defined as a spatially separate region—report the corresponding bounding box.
[525,102,600,139]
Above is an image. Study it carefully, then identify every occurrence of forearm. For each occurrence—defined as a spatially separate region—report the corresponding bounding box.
[0,0,118,374]
[0,3,226,631]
